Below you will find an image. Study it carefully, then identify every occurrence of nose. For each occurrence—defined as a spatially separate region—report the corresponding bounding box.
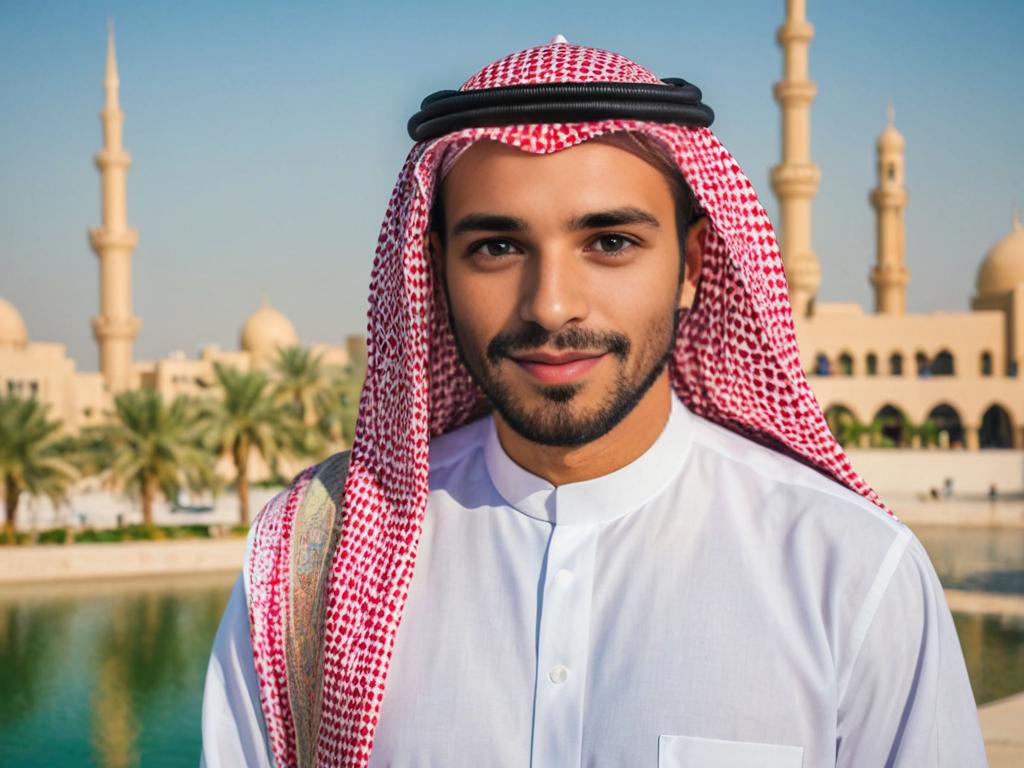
[518,249,589,332]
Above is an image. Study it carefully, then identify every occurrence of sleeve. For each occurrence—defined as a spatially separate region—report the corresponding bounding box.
[199,526,276,768]
[835,529,989,767]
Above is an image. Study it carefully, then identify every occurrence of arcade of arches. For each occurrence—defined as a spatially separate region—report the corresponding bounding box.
[823,402,1016,450]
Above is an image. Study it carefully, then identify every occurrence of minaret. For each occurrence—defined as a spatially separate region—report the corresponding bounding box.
[869,101,909,314]
[89,19,140,393]
[770,0,822,317]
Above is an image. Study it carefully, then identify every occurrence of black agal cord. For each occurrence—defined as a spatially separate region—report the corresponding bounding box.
[407,78,714,142]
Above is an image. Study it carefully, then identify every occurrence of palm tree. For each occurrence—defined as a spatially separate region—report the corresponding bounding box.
[199,362,311,527]
[92,390,217,529]
[271,345,331,428]
[0,394,79,543]
[314,365,364,450]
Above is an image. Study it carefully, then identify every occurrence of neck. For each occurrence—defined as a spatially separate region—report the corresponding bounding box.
[493,372,673,486]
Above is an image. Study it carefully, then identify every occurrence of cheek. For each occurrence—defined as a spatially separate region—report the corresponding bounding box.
[590,260,679,328]
[446,269,515,348]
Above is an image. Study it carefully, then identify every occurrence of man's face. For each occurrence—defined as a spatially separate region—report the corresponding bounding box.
[430,138,704,447]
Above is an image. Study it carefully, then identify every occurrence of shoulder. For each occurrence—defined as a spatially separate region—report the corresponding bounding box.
[681,409,924,658]
[259,451,351,527]
[243,451,351,594]
[686,409,905,543]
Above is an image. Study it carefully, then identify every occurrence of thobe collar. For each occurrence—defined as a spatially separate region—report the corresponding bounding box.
[483,391,694,526]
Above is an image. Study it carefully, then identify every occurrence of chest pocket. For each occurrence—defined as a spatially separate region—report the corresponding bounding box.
[658,734,804,767]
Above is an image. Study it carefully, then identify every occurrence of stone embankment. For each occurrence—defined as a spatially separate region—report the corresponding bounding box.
[0,537,247,584]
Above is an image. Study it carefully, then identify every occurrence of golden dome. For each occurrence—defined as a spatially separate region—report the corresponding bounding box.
[976,212,1024,299]
[240,295,298,365]
[0,298,28,349]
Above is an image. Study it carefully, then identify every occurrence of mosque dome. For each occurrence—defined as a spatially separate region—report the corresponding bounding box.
[877,101,905,152]
[877,124,905,152]
[0,298,28,349]
[976,212,1024,299]
[240,295,299,365]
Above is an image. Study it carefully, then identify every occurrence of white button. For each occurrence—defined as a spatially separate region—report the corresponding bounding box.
[548,665,569,684]
[555,569,573,586]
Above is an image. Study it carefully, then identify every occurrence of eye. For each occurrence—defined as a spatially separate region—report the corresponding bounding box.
[471,239,520,258]
[590,233,638,254]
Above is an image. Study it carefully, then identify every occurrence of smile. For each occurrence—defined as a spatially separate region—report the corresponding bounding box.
[509,351,607,386]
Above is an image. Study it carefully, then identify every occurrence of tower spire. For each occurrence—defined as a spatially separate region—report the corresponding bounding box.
[769,0,822,317]
[105,17,120,111]
[89,19,140,393]
[869,102,909,314]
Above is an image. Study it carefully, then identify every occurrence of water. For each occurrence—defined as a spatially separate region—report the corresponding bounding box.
[0,573,234,768]
[914,524,1024,594]
[1,528,1023,766]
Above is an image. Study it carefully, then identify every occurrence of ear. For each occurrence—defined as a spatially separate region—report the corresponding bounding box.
[678,216,708,310]
[426,230,445,278]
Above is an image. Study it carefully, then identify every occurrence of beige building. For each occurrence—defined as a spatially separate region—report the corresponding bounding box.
[0,22,364,450]
[777,0,1021,452]
[2,6,1020,457]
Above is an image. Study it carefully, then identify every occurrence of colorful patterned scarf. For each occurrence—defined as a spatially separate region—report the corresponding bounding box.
[247,38,893,767]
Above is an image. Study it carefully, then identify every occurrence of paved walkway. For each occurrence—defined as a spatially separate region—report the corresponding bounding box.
[945,588,1024,617]
[0,537,247,584]
[980,691,1024,767]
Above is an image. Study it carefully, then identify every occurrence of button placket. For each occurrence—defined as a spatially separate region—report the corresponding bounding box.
[530,518,600,768]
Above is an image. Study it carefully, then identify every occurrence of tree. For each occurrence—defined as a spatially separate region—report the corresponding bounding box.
[271,345,331,428]
[199,362,310,527]
[314,364,364,450]
[0,394,79,543]
[92,390,217,529]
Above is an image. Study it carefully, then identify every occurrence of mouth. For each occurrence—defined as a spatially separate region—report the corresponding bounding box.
[507,350,607,386]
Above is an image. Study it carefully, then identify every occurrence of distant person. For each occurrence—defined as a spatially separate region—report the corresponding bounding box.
[199,38,986,767]
[988,483,998,501]
[943,476,955,498]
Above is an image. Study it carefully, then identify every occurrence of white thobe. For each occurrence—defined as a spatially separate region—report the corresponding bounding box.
[200,393,988,767]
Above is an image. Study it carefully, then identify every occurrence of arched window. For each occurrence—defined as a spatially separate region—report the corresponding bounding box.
[824,404,860,447]
[980,351,993,377]
[872,404,911,447]
[980,405,1014,448]
[931,350,955,376]
[926,403,965,449]
[814,352,831,376]
[838,352,854,376]
[889,352,903,376]
[866,352,878,376]
[887,163,896,181]
[915,351,930,377]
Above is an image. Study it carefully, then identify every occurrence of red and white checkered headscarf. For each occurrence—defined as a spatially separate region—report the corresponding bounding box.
[249,39,893,767]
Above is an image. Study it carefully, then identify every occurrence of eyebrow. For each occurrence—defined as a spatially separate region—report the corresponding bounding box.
[450,206,661,237]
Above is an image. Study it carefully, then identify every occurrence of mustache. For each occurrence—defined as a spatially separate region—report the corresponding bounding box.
[486,325,631,365]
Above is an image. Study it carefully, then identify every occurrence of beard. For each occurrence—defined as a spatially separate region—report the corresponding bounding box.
[449,310,680,448]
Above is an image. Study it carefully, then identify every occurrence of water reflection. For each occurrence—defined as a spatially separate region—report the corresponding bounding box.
[0,598,71,726]
[955,612,1024,705]
[0,573,234,767]
[914,525,1024,594]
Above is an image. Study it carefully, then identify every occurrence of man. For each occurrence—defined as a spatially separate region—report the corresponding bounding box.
[201,37,987,767]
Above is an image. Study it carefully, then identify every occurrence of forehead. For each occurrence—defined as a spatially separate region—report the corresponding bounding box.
[438,138,674,221]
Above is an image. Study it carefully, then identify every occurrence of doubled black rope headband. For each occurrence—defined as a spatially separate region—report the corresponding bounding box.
[407,78,715,142]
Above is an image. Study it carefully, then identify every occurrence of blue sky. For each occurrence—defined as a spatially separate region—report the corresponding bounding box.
[1,0,1021,371]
